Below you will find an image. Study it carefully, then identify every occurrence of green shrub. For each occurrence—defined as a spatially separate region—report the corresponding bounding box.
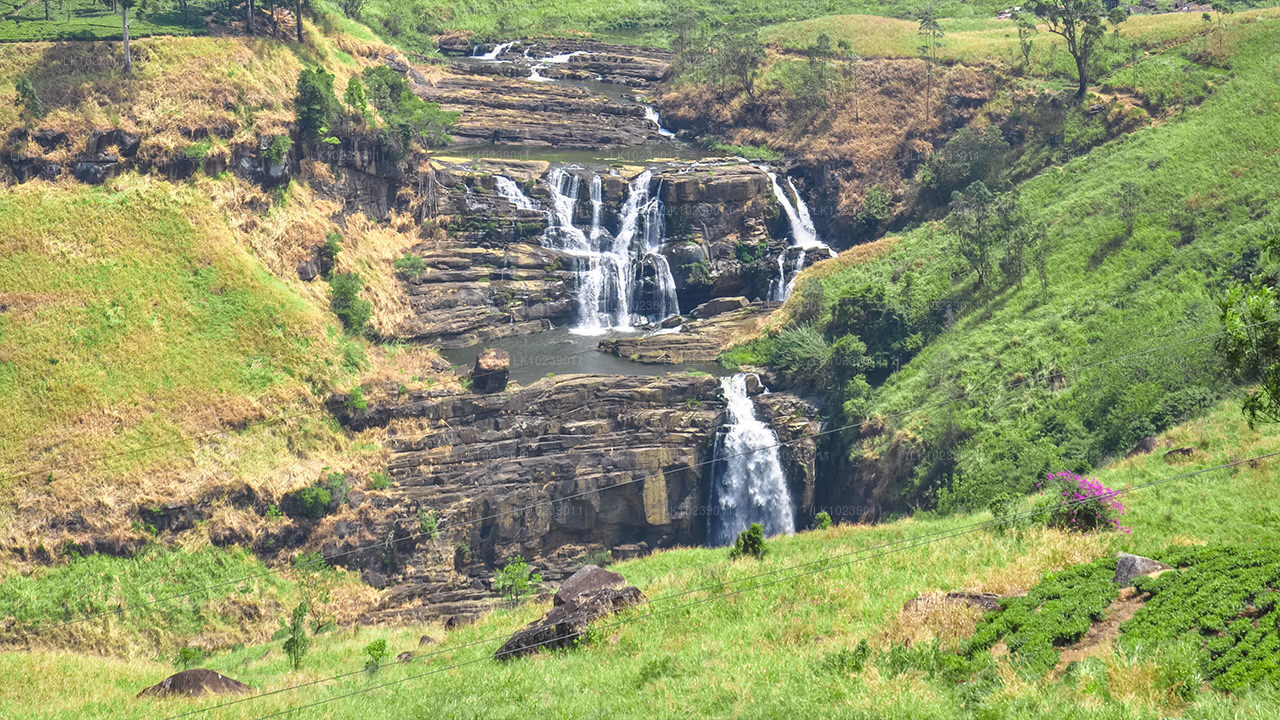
[265,135,293,165]
[361,65,458,152]
[986,492,1019,534]
[322,232,343,261]
[295,67,342,143]
[291,485,332,520]
[15,75,45,120]
[728,523,767,560]
[344,76,368,116]
[583,550,613,567]
[768,325,832,388]
[494,555,542,604]
[813,511,833,530]
[393,252,426,278]
[183,141,212,160]
[347,386,368,411]
[417,508,438,539]
[363,638,389,675]
[368,471,393,490]
[329,272,372,335]
[282,601,310,671]
[817,639,870,674]
[174,646,205,670]
[734,239,769,264]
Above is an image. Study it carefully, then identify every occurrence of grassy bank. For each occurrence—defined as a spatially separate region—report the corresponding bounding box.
[2,396,1278,718]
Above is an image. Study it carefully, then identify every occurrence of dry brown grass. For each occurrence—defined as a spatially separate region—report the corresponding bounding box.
[963,527,1114,596]
[880,592,986,651]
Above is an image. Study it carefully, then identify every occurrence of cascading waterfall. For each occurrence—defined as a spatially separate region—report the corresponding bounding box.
[767,172,834,300]
[494,176,538,211]
[708,374,795,546]
[644,106,676,139]
[474,41,514,60]
[539,166,680,333]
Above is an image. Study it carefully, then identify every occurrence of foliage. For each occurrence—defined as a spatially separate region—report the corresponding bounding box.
[734,239,769,264]
[265,135,293,165]
[322,232,344,262]
[1024,0,1128,98]
[368,471,393,490]
[361,65,458,152]
[767,325,832,389]
[494,555,542,604]
[15,75,46,121]
[813,511,833,530]
[363,638,389,675]
[918,126,1011,206]
[392,252,426,278]
[728,523,767,560]
[344,77,369,118]
[285,473,348,520]
[1122,545,1280,691]
[347,386,368,411]
[295,67,342,144]
[1037,471,1129,533]
[329,272,372,336]
[282,601,311,671]
[1217,267,1280,427]
[417,508,438,539]
[967,557,1119,675]
[174,646,205,669]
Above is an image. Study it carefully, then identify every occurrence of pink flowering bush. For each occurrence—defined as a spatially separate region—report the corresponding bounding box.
[1036,471,1131,534]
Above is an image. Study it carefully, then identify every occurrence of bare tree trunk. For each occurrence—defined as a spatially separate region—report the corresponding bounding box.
[44,0,49,21]
[295,0,302,43]
[1075,54,1088,99]
[122,5,132,73]
[247,0,255,35]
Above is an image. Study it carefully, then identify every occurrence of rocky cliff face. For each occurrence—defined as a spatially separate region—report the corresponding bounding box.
[325,373,819,623]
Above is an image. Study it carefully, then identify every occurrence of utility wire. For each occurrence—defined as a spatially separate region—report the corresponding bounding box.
[215,450,1280,720]
[15,320,1258,639]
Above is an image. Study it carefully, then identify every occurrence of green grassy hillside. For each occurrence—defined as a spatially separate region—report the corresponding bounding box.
[739,12,1280,514]
[2,396,1277,719]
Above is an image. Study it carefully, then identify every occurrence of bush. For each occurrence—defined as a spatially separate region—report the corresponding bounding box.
[1038,471,1129,534]
[282,601,310,671]
[583,550,613,567]
[494,555,542,604]
[329,272,372,335]
[417,508,438,539]
[344,76,368,116]
[813,511,833,530]
[295,67,342,143]
[322,232,343,261]
[362,65,458,152]
[393,252,426,278]
[368,471,393,490]
[174,646,205,669]
[986,492,1019,534]
[347,386,368,411]
[363,638,389,675]
[291,484,332,519]
[15,75,45,121]
[768,325,832,388]
[729,523,767,560]
[265,135,293,165]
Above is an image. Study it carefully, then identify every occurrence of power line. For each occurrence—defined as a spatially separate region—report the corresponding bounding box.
[16,320,1258,639]
[220,451,1280,720]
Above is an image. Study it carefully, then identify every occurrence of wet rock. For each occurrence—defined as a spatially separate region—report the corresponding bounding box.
[598,302,776,364]
[137,669,252,698]
[1114,553,1170,586]
[471,348,510,393]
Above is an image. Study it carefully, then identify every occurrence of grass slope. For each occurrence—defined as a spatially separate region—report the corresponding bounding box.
[764,12,1280,510]
[2,397,1278,719]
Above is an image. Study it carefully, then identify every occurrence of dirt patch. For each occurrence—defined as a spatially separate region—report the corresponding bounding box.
[1051,586,1146,677]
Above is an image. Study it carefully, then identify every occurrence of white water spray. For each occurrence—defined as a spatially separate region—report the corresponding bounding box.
[473,41,514,61]
[494,176,538,211]
[767,172,833,300]
[708,374,795,546]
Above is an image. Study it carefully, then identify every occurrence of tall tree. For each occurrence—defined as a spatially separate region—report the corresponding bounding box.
[295,0,303,42]
[916,3,945,122]
[121,0,134,73]
[1015,12,1038,69]
[1025,0,1127,99]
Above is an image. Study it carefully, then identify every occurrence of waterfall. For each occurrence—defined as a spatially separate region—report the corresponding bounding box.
[539,166,680,333]
[767,172,834,301]
[494,176,538,211]
[474,41,514,61]
[708,374,795,546]
[644,106,676,139]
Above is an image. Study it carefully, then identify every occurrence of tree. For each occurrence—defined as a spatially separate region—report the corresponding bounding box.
[295,66,341,143]
[728,523,767,560]
[15,75,45,122]
[716,27,765,99]
[1218,246,1280,427]
[282,601,310,671]
[493,555,542,604]
[1025,0,1127,99]
[1117,181,1142,239]
[120,0,135,73]
[916,3,945,122]
[339,0,365,20]
[836,39,861,122]
[947,181,1020,288]
[1016,12,1038,69]
[295,0,304,42]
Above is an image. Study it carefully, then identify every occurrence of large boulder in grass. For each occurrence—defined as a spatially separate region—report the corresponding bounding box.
[553,565,626,606]
[495,566,644,660]
[1114,553,1171,586]
[137,669,252,698]
[471,348,510,393]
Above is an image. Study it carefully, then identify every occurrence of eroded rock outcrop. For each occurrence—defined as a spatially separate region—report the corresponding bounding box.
[495,564,645,660]
[137,669,252,698]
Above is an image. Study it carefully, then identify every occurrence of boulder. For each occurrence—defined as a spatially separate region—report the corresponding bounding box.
[495,582,645,660]
[554,565,626,606]
[471,348,510,393]
[1114,553,1170,586]
[904,591,1003,613]
[137,669,252,698]
[396,651,414,663]
[690,296,748,319]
